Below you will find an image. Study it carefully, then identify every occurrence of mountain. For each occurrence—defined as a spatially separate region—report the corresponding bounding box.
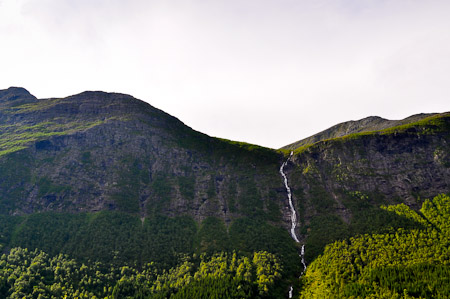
[0,87,38,108]
[0,87,300,297]
[281,113,437,150]
[283,112,450,262]
[0,87,449,298]
[0,87,281,221]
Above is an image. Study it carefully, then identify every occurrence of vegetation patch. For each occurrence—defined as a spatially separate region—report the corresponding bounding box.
[0,119,110,157]
[198,217,229,254]
[37,177,71,198]
[301,194,450,298]
[177,176,195,201]
[0,248,282,298]
[291,113,450,155]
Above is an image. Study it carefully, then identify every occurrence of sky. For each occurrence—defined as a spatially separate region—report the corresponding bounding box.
[1,0,449,148]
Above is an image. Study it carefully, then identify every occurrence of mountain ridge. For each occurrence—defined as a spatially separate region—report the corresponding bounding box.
[281,112,440,150]
[0,87,282,224]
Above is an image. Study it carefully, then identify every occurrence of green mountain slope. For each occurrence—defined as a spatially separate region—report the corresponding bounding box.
[0,87,449,297]
[301,194,450,298]
[281,113,439,150]
[0,87,282,221]
[0,87,301,296]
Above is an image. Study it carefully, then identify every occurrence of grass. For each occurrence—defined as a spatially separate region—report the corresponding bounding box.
[0,146,28,156]
[0,91,135,157]
[2,98,63,113]
[0,118,122,157]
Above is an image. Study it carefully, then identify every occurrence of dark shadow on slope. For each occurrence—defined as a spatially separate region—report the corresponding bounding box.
[304,206,426,263]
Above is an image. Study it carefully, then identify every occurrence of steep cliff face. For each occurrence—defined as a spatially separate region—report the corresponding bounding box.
[1,87,449,268]
[0,88,283,224]
[281,113,450,259]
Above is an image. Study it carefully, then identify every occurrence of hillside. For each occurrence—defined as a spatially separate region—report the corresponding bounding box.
[301,194,450,298]
[281,113,437,150]
[0,87,301,297]
[284,112,450,260]
[0,87,449,297]
[0,87,282,221]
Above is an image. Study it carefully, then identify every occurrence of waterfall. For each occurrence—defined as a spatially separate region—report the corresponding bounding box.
[280,151,307,298]
[300,244,307,275]
[279,151,299,243]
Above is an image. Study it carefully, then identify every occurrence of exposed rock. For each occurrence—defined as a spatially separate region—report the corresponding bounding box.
[0,88,283,226]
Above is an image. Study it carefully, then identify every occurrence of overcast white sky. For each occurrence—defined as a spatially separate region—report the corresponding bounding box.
[1,0,449,148]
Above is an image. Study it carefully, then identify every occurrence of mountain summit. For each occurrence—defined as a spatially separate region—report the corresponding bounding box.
[281,113,437,149]
[0,87,37,107]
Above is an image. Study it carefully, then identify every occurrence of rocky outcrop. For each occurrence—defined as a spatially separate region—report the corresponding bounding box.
[0,87,37,108]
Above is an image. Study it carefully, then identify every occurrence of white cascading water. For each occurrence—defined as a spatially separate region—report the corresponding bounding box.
[300,244,307,275]
[279,151,300,242]
[280,151,307,298]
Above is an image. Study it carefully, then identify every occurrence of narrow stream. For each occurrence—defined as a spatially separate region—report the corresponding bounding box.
[280,151,307,298]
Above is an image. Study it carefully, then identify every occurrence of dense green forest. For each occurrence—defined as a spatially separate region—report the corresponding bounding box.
[0,212,300,298]
[3,195,450,298]
[300,194,450,298]
[0,248,284,298]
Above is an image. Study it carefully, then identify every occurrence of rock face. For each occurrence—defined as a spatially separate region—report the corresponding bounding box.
[0,87,449,254]
[281,114,450,259]
[290,129,450,211]
[0,88,282,223]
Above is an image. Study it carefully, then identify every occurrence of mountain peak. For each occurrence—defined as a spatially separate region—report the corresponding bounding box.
[0,87,37,106]
[68,90,134,99]
[281,113,437,150]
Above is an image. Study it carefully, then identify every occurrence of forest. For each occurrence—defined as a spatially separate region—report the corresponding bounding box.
[0,249,283,298]
[1,194,449,298]
[0,212,298,298]
[300,194,450,298]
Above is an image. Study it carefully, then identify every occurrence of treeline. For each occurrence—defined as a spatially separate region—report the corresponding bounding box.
[0,212,301,297]
[0,249,282,298]
[300,194,450,298]
[1,213,300,273]
[4,213,196,269]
